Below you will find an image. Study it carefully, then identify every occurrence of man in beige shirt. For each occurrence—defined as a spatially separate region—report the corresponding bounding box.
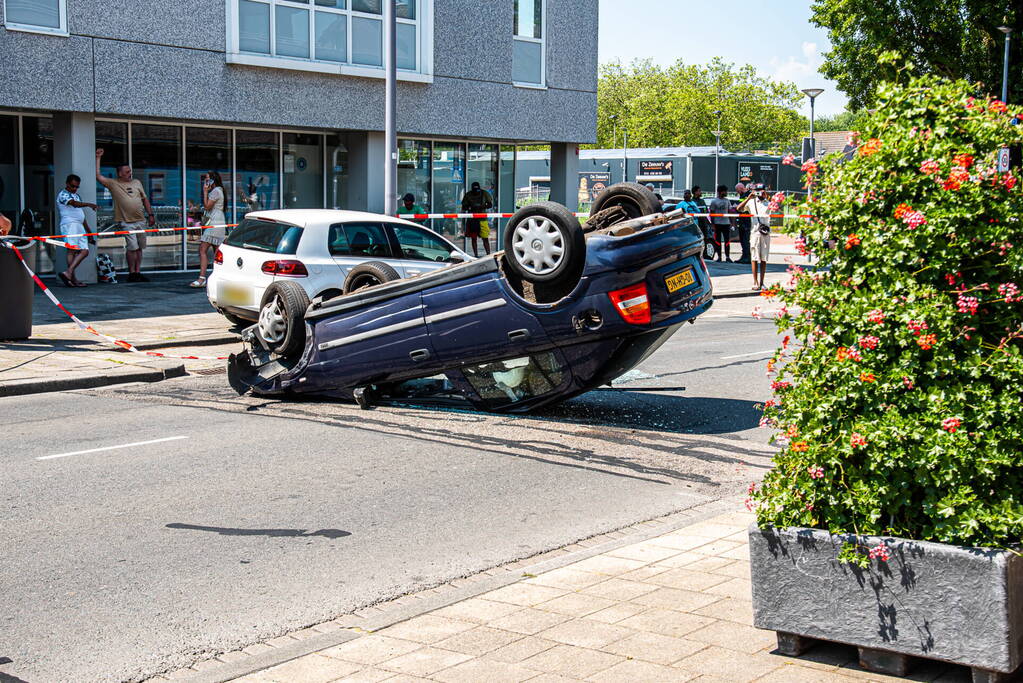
[96,148,156,282]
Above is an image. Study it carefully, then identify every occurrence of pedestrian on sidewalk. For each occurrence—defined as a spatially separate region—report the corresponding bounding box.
[460,181,493,257]
[691,185,712,250]
[674,189,698,215]
[708,185,734,262]
[190,171,226,288]
[95,148,155,283]
[734,180,752,264]
[0,213,10,236]
[738,185,771,290]
[397,193,428,225]
[55,174,98,287]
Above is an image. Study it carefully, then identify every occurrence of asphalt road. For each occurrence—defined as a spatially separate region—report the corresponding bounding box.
[0,296,782,682]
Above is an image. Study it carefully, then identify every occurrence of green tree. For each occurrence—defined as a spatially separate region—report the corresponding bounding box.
[815,109,872,132]
[594,58,808,151]
[811,0,1022,110]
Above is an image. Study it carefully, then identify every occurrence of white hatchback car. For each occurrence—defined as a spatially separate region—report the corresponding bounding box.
[207,209,471,324]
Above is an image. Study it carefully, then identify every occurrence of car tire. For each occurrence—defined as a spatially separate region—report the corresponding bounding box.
[343,261,401,294]
[256,280,310,357]
[589,182,663,221]
[503,201,585,286]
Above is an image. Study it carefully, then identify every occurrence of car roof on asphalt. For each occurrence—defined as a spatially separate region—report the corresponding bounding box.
[245,209,419,228]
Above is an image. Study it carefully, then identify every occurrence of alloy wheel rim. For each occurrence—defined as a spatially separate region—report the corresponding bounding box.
[257,296,287,343]
[511,216,565,275]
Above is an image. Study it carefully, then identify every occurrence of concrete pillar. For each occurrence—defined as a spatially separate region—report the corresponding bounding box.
[346,131,386,214]
[549,142,579,212]
[53,112,97,283]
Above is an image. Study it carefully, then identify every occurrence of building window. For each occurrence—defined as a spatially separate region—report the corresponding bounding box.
[512,0,544,86]
[3,0,66,34]
[231,0,425,75]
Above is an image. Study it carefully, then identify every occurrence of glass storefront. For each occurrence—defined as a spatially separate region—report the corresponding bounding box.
[283,132,323,209]
[431,141,464,239]
[94,121,130,270]
[185,127,232,267]
[396,138,430,217]
[499,145,516,244]
[0,116,20,229]
[326,133,349,210]
[22,116,55,275]
[132,123,184,270]
[236,130,279,218]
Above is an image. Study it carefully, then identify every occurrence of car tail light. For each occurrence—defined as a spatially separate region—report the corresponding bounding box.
[608,282,651,325]
[213,247,223,265]
[261,259,308,277]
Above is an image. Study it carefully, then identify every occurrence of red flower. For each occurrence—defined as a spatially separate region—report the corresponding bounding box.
[953,153,974,169]
[989,99,1008,114]
[858,335,880,349]
[902,376,915,390]
[904,210,927,229]
[869,544,891,562]
[859,372,876,383]
[801,160,818,176]
[957,294,979,315]
[850,432,867,449]
[866,309,886,324]
[807,465,824,478]
[845,234,861,250]
[917,333,937,350]
[782,153,796,166]
[786,424,799,439]
[1004,174,1017,190]
[919,159,940,175]
[907,320,929,336]
[998,282,1020,302]
[792,441,810,453]
[771,380,792,391]
[942,417,962,433]
[894,203,912,219]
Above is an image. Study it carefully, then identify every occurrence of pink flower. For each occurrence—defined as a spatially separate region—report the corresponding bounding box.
[771,380,792,391]
[747,481,757,494]
[807,465,824,479]
[957,294,979,315]
[868,544,891,562]
[919,159,940,175]
[942,417,962,433]
[850,432,868,449]
[751,305,763,320]
[903,210,927,229]
[866,309,886,324]
[1005,174,1018,190]
[998,282,1020,302]
[744,497,757,511]
[782,153,796,166]
[907,320,928,336]
[794,237,811,256]
[858,335,880,350]
[758,415,776,428]
[902,376,914,390]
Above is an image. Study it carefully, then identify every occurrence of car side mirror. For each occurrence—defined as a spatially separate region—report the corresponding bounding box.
[447,251,465,263]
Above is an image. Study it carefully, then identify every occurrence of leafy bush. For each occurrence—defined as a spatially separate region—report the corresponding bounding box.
[749,76,1023,551]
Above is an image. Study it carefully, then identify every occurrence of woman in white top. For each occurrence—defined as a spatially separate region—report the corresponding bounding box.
[191,170,227,288]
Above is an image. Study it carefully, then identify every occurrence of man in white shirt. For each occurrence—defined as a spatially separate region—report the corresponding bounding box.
[737,185,771,290]
[56,174,98,287]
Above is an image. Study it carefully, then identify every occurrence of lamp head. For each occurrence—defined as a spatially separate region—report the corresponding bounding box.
[801,88,825,100]
[998,25,1012,35]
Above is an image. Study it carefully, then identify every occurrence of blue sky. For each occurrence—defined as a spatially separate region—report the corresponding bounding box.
[597,0,849,117]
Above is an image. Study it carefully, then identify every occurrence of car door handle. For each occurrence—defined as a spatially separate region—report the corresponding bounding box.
[507,329,530,342]
[409,349,431,362]
[406,269,422,276]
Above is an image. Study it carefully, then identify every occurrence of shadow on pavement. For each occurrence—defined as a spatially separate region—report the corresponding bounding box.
[166,523,351,539]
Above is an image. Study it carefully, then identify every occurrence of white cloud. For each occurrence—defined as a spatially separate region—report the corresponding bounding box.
[768,42,847,116]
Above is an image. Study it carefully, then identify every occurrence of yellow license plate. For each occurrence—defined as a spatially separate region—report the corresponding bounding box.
[219,282,252,306]
[665,267,696,293]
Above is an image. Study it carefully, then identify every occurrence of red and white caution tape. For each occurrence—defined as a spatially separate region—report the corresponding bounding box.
[397,212,810,220]
[1,222,236,244]
[5,243,230,362]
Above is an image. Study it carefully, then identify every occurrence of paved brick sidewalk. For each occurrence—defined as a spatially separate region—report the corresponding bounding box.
[153,502,966,683]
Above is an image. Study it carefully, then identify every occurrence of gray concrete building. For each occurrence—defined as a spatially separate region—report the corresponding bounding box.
[0,0,597,276]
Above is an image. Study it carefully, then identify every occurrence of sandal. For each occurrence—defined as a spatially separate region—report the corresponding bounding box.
[58,272,73,287]
[189,277,207,288]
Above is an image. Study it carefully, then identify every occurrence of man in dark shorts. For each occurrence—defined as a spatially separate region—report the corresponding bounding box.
[460,181,493,257]
[735,178,752,263]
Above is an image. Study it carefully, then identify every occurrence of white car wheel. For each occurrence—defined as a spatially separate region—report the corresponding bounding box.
[258,295,287,344]
[511,216,566,276]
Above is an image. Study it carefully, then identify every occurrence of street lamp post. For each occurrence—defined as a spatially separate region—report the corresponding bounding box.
[712,110,723,190]
[622,125,628,183]
[801,88,825,199]
[383,0,397,214]
[999,26,1013,103]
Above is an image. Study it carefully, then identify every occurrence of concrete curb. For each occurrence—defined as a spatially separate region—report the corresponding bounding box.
[159,497,736,683]
[0,362,187,397]
[714,290,764,299]
[127,332,241,351]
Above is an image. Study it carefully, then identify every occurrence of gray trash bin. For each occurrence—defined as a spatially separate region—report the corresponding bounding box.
[0,238,34,340]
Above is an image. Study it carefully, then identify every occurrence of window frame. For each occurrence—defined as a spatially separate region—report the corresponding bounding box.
[226,0,433,82]
[388,222,457,261]
[2,0,68,36]
[512,0,545,88]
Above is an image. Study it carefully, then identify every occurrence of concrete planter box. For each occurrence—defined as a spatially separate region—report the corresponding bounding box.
[749,525,1023,681]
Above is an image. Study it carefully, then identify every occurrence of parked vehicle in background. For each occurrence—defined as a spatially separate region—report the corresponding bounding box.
[206,209,471,325]
[228,184,715,413]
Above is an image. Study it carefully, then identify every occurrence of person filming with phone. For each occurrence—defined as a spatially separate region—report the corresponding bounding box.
[190,171,226,288]
[737,184,772,291]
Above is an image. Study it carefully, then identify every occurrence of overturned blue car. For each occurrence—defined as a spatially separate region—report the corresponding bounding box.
[228,183,714,413]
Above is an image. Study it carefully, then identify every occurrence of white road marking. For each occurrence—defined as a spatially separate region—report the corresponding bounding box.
[37,436,188,461]
[720,349,776,360]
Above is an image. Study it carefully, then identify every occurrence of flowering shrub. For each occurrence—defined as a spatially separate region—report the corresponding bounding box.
[748,76,1023,553]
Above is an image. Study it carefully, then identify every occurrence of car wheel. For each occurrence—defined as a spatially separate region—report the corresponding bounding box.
[589,182,663,221]
[257,280,310,357]
[343,261,401,294]
[503,201,585,286]
[703,238,717,261]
